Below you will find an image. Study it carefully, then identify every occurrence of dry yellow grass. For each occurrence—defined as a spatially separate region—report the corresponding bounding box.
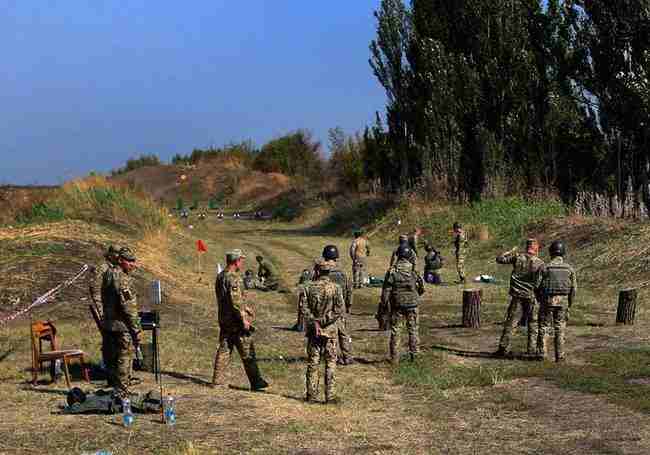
[2,213,650,454]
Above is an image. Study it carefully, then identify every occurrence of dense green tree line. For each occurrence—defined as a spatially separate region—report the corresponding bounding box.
[368,0,650,206]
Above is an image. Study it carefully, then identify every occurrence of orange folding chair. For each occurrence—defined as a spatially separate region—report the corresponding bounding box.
[30,320,90,388]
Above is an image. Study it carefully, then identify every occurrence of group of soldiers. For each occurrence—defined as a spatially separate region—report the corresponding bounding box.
[89,220,575,407]
[495,238,577,362]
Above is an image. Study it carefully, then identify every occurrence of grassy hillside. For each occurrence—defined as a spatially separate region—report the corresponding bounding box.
[113,155,292,210]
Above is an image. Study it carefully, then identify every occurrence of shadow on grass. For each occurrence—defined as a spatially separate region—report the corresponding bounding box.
[162,370,212,387]
[0,348,14,363]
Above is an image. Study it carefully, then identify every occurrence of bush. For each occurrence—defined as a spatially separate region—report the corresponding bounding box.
[111,154,161,176]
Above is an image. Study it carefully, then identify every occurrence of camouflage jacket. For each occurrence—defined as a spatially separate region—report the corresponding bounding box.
[89,261,114,307]
[496,250,545,300]
[539,257,577,307]
[301,276,344,339]
[329,267,353,311]
[381,259,425,311]
[257,260,280,286]
[215,269,252,332]
[454,231,467,259]
[101,267,141,334]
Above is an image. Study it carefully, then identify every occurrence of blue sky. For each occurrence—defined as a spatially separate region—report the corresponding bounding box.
[1,1,385,185]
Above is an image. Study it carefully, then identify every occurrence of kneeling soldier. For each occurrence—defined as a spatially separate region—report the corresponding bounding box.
[302,258,345,404]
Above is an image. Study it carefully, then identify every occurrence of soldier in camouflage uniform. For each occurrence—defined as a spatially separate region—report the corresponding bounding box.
[350,230,370,288]
[212,250,269,390]
[381,245,425,365]
[322,245,355,365]
[89,245,118,368]
[537,241,577,362]
[494,239,545,357]
[292,267,315,332]
[423,244,443,285]
[101,247,141,399]
[302,258,345,404]
[255,255,280,291]
[453,222,467,284]
[390,234,417,270]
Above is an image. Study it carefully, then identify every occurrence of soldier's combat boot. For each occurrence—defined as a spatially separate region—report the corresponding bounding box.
[493,347,509,358]
[326,397,341,405]
[243,359,269,391]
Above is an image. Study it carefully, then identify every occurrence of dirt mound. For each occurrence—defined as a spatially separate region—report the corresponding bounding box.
[113,157,291,209]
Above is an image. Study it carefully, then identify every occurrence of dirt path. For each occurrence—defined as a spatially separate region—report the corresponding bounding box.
[2,218,650,454]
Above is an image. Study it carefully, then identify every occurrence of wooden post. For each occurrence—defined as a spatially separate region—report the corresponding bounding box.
[616,288,638,325]
[462,289,482,328]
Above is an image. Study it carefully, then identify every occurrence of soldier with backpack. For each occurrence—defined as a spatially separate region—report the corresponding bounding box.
[537,240,577,362]
[380,245,425,364]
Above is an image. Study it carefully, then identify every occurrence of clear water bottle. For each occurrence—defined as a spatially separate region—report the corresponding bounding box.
[164,396,176,426]
[122,398,134,427]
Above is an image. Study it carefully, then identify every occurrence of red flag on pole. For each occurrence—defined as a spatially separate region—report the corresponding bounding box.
[197,239,207,253]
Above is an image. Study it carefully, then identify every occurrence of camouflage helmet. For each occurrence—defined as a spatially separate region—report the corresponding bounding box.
[549,240,566,257]
[118,247,137,262]
[256,255,264,262]
[453,222,462,230]
[322,245,339,261]
[396,245,412,260]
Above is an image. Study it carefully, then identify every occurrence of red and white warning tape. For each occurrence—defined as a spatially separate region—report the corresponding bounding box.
[0,264,89,326]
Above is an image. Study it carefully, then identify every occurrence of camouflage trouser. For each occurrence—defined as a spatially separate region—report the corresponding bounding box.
[212,330,264,387]
[103,331,132,399]
[498,297,538,354]
[389,308,419,364]
[537,304,567,362]
[456,254,465,281]
[337,318,352,362]
[352,257,367,288]
[306,335,338,401]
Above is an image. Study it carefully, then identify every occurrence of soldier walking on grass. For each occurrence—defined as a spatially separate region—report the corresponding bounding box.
[302,258,345,404]
[322,245,355,365]
[101,247,142,399]
[453,222,467,284]
[350,229,370,288]
[494,239,545,357]
[381,245,425,365]
[537,241,577,362]
[212,249,269,390]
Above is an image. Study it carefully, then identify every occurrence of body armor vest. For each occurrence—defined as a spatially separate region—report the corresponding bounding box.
[544,263,572,296]
[391,269,418,308]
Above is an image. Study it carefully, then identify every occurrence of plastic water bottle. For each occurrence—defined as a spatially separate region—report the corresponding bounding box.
[164,396,176,426]
[122,398,134,427]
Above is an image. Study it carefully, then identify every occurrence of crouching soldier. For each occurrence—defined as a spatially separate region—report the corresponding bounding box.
[303,258,345,404]
[423,244,443,285]
[255,255,280,292]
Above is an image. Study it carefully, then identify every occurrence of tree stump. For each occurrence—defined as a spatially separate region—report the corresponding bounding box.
[462,289,482,328]
[616,288,638,325]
